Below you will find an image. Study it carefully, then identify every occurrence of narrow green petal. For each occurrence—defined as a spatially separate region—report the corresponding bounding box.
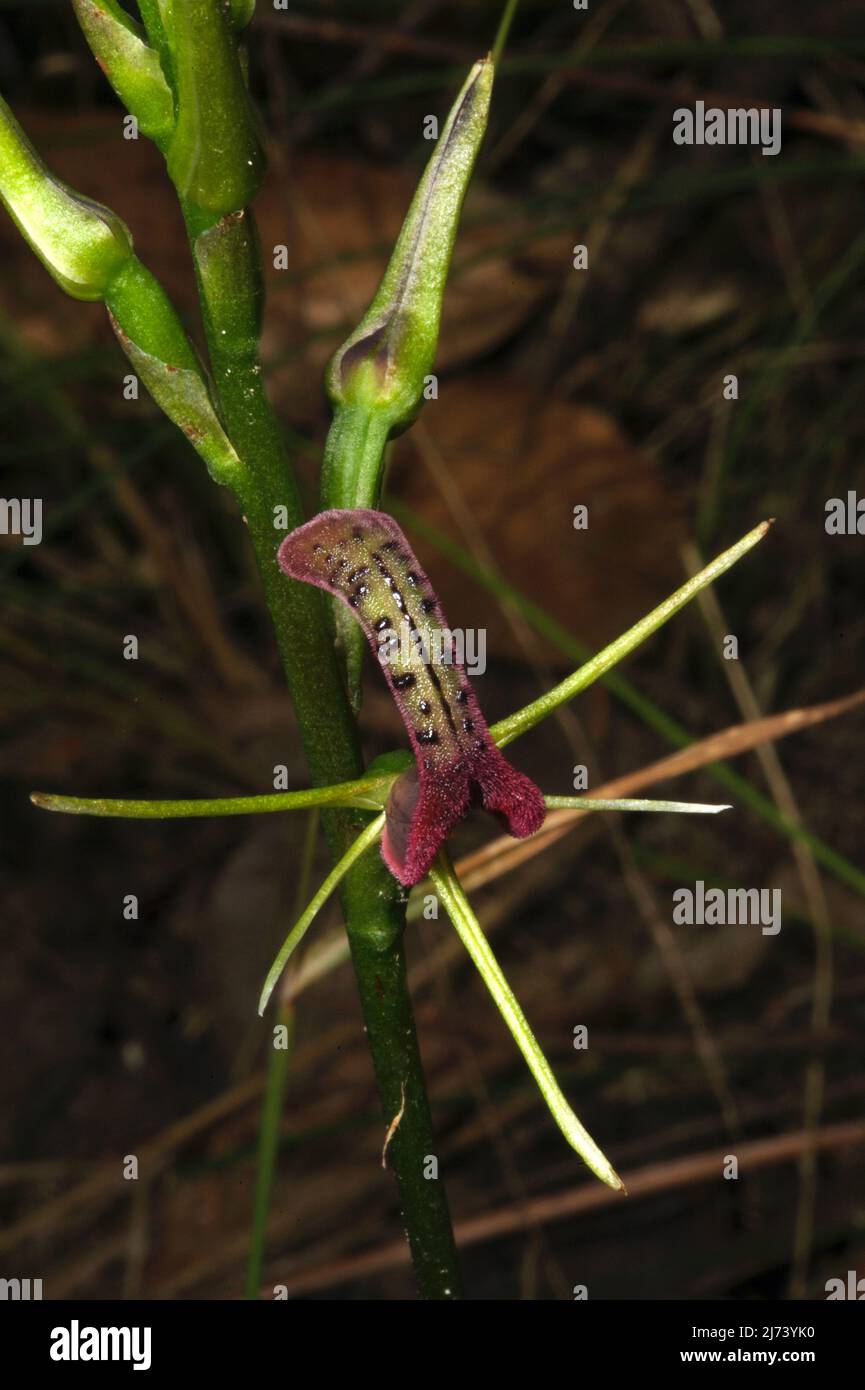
[31,774,397,820]
[544,797,732,814]
[492,521,772,748]
[431,853,625,1191]
[258,813,387,1015]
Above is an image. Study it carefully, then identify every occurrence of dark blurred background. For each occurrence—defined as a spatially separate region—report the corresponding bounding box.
[1,0,864,1300]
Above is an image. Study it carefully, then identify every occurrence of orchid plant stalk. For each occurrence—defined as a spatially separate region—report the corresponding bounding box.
[2,2,769,1299]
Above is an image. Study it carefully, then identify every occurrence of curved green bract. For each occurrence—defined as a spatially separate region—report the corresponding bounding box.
[107,263,242,488]
[193,211,264,359]
[72,0,174,147]
[104,259,243,487]
[167,0,264,218]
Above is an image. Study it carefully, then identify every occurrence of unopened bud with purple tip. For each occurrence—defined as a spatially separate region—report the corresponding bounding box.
[325,57,495,447]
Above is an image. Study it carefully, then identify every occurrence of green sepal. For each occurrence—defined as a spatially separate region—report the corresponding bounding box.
[320,406,391,707]
[72,0,174,147]
[166,0,265,218]
[0,93,133,300]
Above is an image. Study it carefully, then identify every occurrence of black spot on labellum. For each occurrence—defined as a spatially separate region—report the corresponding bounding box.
[462,718,474,733]
[406,572,420,586]
[420,599,435,614]
[455,689,468,704]
[417,728,439,745]
[393,673,416,690]
[419,699,431,714]
[347,566,369,584]
[374,617,390,632]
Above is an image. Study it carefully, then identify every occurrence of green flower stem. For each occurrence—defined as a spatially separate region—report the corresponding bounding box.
[491,520,772,748]
[255,812,460,1297]
[320,404,392,704]
[175,161,460,1295]
[339,862,462,1298]
[181,199,365,791]
[206,320,462,1303]
[321,404,392,514]
[431,850,624,1191]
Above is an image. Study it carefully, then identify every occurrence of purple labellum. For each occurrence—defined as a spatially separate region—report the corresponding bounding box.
[278,508,546,885]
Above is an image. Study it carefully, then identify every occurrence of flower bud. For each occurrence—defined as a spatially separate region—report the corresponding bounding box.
[0,93,133,300]
[326,57,494,435]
